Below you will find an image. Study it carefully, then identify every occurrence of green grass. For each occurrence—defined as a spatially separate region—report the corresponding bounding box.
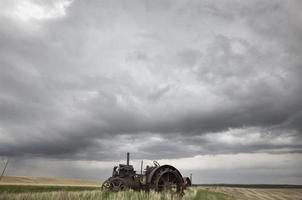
[0,185,99,194]
[0,185,233,200]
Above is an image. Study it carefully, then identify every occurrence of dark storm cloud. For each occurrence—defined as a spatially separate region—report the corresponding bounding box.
[0,0,302,161]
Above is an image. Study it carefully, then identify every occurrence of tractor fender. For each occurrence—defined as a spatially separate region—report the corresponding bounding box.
[147,165,184,184]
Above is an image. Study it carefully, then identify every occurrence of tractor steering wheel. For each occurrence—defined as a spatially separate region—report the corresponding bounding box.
[153,160,160,167]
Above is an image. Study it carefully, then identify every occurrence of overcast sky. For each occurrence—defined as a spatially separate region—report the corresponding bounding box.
[0,0,302,184]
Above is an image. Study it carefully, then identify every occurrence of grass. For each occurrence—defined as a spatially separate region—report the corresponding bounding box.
[209,187,302,200]
[0,177,232,199]
[183,187,233,200]
[0,176,100,186]
[0,185,99,193]
[184,189,232,200]
[0,185,233,200]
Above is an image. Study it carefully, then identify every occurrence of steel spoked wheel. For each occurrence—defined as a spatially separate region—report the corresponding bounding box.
[101,179,111,190]
[110,178,127,192]
[158,173,178,192]
[154,168,184,195]
[102,178,127,192]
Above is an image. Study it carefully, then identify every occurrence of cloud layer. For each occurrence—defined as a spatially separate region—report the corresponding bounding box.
[0,0,302,182]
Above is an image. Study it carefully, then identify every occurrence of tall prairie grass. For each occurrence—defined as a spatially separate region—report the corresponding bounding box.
[0,187,232,200]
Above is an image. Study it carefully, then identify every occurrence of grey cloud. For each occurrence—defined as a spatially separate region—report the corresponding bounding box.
[0,0,301,163]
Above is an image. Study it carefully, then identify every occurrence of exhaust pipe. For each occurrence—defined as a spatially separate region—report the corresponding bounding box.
[126,152,130,165]
[140,160,143,174]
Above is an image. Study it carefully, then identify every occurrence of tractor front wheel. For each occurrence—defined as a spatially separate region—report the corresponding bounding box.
[102,177,127,192]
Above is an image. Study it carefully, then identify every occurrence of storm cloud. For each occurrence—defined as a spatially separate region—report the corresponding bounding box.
[0,0,302,183]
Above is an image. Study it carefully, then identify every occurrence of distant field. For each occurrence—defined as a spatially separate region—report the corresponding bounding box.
[0,176,101,186]
[0,184,100,194]
[208,187,302,200]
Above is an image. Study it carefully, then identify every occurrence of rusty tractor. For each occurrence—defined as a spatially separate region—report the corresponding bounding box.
[102,153,191,195]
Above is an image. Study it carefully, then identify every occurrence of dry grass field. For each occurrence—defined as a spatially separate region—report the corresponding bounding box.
[208,187,302,200]
[0,177,231,199]
[0,187,231,200]
[0,176,101,186]
[1,176,302,200]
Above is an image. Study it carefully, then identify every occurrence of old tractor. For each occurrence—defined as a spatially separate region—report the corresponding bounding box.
[102,153,191,195]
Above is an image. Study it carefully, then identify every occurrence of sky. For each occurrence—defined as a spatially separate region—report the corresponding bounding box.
[0,0,302,184]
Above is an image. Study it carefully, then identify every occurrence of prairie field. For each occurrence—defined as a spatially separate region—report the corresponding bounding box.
[0,186,231,200]
[1,177,302,200]
[209,187,302,200]
[0,176,100,186]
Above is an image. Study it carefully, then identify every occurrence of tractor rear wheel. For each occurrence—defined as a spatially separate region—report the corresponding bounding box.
[153,167,184,195]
